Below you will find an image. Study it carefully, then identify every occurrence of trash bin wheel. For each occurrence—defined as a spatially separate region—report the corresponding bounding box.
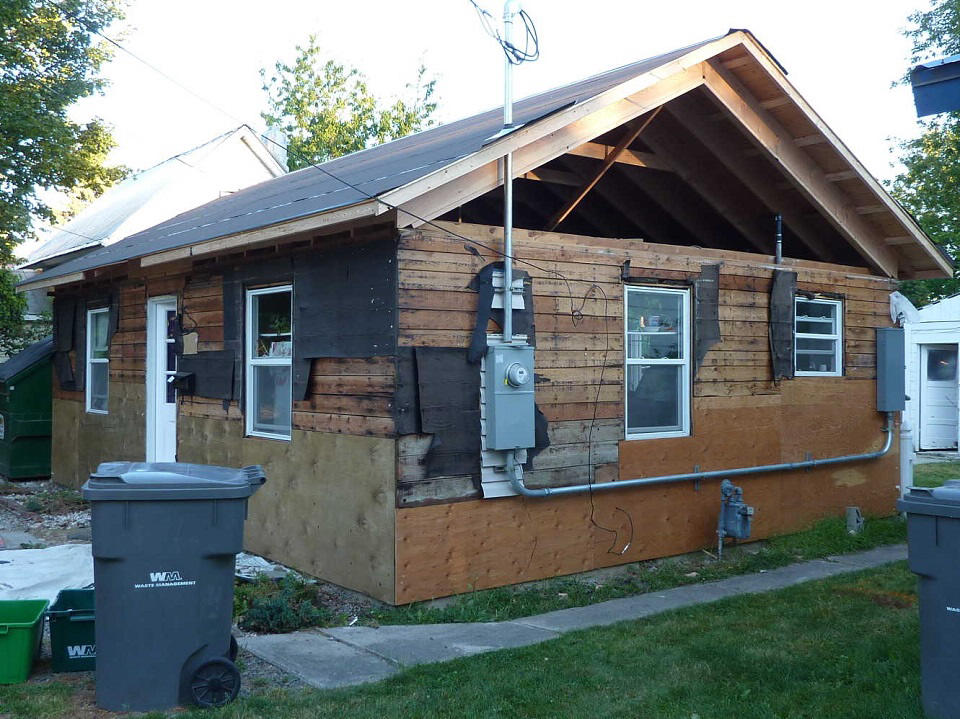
[189,658,240,708]
[228,634,239,661]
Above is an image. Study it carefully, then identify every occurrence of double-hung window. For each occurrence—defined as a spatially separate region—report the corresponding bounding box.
[246,286,293,439]
[624,286,691,439]
[794,297,842,376]
[86,308,109,414]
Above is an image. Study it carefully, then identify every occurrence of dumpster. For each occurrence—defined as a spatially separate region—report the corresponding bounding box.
[0,337,53,479]
[48,588,96,672]
[898,482,960,719]
[82,462,266,711]
[0,599,48,684]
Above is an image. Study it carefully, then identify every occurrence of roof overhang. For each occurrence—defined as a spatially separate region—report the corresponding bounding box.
[18,200,380,292]
[380,30,950,280]
[20,30,949,292]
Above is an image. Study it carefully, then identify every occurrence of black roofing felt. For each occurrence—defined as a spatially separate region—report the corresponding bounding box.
[0,337,53,382]
[25,35,728,287]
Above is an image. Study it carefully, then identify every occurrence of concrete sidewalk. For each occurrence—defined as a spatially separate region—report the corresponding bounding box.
[240,544,907,690]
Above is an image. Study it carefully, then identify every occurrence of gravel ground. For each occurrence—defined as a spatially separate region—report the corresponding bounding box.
[0,479,92,545]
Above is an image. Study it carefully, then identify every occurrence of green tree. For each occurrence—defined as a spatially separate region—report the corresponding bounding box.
[0,0,125,352]
[892,1,960,306]
[261,35,438,171]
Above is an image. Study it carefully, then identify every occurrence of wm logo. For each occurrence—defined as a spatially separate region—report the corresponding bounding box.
[149,571,183,582]
[67,644,95,658]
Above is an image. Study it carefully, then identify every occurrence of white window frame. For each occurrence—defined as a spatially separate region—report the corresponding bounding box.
[245,285,293,440]
[85,307,109,414]
[624,285,691,440]
[794,296,843,377]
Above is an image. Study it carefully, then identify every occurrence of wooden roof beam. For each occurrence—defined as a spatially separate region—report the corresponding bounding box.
[614,163,738,248]
[536,178,622,237]
[794,133,828,147]
[722,56,752,70]
[640,115,774,254]
[555,157,689,243]
[701,59,900,277]
[664,99,837,261]
[389,63,707,228]
[760,95,790,110]
[547,108,663,231]
[521,168,581,186]
[566,142,671,171]
[824,170,858,182]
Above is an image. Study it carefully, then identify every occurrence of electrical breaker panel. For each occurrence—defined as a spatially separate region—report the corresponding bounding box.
[876,327,905,412]
[484,343,535,450]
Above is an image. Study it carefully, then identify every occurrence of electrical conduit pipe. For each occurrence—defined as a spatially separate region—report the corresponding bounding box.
[508,412,896,497]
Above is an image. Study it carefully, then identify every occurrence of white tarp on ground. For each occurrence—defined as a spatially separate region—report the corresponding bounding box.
[0,544,93,604]
[0,545,293,603]
[0,546,292,604]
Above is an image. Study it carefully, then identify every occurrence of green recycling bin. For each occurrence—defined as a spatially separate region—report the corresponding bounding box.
[0,337,53,479]
[48,589,95,672]
[0,599,49,684]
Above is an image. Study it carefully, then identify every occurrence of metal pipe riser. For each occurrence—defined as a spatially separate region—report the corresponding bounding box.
[510,412,895,498]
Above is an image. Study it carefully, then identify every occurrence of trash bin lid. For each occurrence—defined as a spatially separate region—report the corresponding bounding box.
[897,480,960,518]
[81,462,266,501]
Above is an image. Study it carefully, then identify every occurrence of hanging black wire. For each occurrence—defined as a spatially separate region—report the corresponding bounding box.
[467,0,539,65]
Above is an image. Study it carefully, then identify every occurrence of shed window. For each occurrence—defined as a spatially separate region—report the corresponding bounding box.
[245,286,293,439]
[625,286,691,439]
[928,349,957,381]
[86,308,109,414]
[795,297,842,376]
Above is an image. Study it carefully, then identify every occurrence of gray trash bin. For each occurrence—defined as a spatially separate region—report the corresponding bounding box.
[898,482,960,719]
[82,461,266,712]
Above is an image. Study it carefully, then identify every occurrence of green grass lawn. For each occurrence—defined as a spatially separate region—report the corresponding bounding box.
[0,562,923,719]
[913,459,960,488]
[371,515,906,625]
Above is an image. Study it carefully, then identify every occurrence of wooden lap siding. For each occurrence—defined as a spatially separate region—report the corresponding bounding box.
[393,222,898,603]
[178,268,396,437]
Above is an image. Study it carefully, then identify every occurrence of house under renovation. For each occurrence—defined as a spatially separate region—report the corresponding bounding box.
[19,30,950,603]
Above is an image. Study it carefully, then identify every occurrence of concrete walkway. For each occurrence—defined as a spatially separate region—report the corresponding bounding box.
[240,544,907,690]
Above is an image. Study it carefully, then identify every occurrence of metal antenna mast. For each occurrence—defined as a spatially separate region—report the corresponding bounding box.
[502,0,519,343]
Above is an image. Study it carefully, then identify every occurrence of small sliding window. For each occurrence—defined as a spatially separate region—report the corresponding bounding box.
[794,297,842,376]
[245,286,293,439]
[624,286,691,440]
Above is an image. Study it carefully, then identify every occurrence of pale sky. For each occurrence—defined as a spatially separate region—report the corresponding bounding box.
[72,0,928,184]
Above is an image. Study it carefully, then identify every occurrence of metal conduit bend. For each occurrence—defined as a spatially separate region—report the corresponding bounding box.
[509,412,896,498]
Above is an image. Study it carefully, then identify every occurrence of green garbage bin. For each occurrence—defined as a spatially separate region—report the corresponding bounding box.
[48,589,95,672]
[0,599,49,684]
[0,337,53,479]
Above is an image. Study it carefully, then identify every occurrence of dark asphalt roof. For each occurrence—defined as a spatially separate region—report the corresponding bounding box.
[0,337,53,382]
[24,33,726,287]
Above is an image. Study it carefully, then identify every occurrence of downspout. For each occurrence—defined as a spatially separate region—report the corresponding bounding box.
[509,412,895,497]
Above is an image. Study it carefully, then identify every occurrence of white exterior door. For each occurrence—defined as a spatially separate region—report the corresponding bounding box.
[146,297,178,462]
[920,344,959,451]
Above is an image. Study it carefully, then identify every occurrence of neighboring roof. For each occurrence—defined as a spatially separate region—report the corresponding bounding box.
[915,292,960,322]
[20,29,951,290]
[0,337,53,382]
[21,125,286,270]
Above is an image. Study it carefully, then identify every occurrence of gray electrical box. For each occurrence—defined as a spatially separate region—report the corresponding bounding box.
[876,327,906,412]
[484,343,535,450]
